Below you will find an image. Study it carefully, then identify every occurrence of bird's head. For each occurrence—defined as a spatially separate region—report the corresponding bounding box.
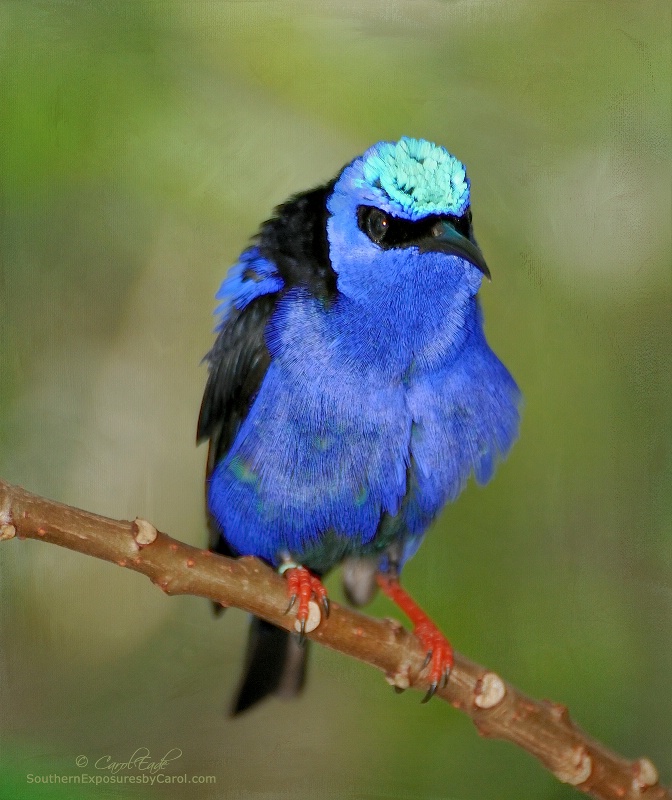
[327,137,489,304]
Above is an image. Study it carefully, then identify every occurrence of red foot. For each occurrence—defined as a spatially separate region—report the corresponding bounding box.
[376,574,454,702]
[283,566,329,636]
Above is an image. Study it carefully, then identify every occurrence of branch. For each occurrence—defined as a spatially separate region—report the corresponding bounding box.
[0,477,667,800]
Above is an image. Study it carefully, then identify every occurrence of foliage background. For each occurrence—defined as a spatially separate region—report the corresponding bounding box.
[1,1,670,798]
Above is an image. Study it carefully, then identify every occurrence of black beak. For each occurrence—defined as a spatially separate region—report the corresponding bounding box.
[418,221,491,280]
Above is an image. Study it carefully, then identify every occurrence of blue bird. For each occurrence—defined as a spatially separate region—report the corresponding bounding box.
[198,137,520,714]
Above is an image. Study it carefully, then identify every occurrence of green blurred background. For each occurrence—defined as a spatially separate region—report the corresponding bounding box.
[1,1,670,798]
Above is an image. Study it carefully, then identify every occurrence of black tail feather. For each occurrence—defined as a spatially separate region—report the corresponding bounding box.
[231,617,308,715]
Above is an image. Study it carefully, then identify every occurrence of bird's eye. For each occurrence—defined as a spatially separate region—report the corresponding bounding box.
[361,207,389,245]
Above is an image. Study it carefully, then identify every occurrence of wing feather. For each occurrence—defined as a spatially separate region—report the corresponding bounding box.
[197,292,279,476]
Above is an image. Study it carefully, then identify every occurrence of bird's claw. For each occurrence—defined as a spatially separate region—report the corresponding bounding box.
[375,574,454,703]
[421,683,438,704]
[284,594,297,615]
[282,566,329,638]
[414,621,454,703]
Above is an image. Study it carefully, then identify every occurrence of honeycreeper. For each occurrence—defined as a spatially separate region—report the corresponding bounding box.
[198,137,520,714]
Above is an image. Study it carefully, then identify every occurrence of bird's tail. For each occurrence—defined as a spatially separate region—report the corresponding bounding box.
[231,617,308,715]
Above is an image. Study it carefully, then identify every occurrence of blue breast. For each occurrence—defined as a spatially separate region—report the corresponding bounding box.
[207,281,520,567]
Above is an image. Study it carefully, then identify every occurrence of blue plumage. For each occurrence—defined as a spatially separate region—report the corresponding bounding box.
[198,137,520,712]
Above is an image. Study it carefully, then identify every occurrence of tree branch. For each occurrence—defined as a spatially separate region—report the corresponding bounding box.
[0,477,667,800]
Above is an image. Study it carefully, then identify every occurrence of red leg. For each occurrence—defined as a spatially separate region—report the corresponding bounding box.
[376,574,454,701]
[283,566,329,636]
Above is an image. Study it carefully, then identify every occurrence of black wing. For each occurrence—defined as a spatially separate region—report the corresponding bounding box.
[257,179,337,300]
[197,180,339,558]
[197,292,278,479]
[197,293,278,562]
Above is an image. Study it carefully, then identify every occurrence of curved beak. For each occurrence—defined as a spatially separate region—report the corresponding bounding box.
[418,221,491,280]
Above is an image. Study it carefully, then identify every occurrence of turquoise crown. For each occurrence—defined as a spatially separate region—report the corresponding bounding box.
[361,137,470,219]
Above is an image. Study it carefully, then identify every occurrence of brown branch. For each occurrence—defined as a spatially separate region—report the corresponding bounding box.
[0,477,667,800]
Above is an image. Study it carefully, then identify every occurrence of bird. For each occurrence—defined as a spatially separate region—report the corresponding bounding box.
[197,136,520,714]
